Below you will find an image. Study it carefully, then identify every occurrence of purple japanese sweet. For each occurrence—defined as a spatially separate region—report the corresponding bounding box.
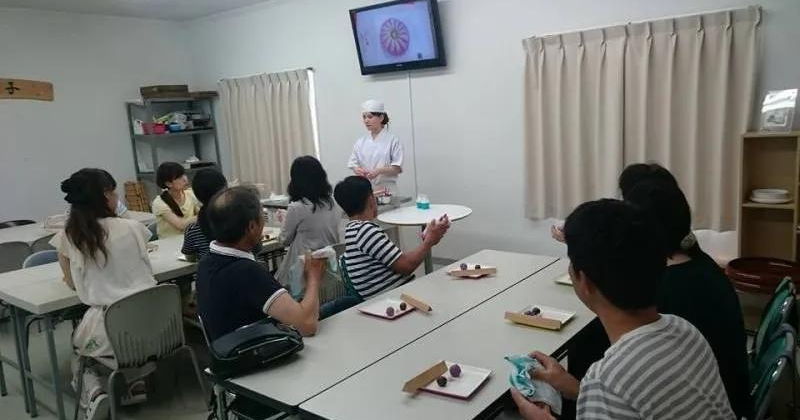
[399,302,407,311]
[436,376,448,387]
[386,307,395,317]
[449,364,462,378]
[459,263,468,271]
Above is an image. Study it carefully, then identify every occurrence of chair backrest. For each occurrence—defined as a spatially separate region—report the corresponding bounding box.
[22,250,59,268]
[315,255,347,305]
[197,315,222,360]
[30,234,56,253]
[750,324,795,420]
[0,220,36,229]
[338,254,360,297]
[104,284,184,368]
[753,278,796,359]
[332,243,346,257]
[146,222,157,241]
[0,242,33,273]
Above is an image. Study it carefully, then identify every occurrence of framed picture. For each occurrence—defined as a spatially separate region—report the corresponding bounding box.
[760,89,798,132]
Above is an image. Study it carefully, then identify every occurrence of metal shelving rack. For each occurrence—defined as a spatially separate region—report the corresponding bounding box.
[126,96,222,197]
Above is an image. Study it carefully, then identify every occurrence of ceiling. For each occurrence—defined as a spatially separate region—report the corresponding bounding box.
[0,0,272,21]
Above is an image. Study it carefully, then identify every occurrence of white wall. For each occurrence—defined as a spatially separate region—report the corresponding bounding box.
[194,0,799,259]
[0,8,191,221]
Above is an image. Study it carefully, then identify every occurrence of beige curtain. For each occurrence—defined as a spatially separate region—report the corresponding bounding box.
[524,26,626,219]
[219,69,315,194]
[625,7,761,230]
[524,6,761,229]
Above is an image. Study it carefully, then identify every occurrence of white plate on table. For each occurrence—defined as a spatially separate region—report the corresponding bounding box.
[554,273,573,286]
[358,298,415,320]
[420,361,491,400]
[520,305,575,324]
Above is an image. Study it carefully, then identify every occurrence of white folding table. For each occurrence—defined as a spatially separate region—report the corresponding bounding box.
[0,211,156,246]
[299,259,595,420]
[212,250,557,415]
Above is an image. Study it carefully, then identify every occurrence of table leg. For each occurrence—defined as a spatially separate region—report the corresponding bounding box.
[214,384,227,420]
[44,317,66,420]
[9,306,32,414]
[421,226,433,274]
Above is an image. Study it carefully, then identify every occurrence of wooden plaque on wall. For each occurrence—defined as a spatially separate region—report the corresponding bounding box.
[0,78,54,101]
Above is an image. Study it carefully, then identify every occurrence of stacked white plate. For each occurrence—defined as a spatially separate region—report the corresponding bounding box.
[751,188,791,204]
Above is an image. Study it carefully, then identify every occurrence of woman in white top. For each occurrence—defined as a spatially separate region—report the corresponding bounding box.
[52,168,156,419]
[276,156,342,286]
[151,162,200,239]
[347,99,404,193]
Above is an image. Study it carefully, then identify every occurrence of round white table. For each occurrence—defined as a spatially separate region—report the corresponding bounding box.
[377,204,472,273]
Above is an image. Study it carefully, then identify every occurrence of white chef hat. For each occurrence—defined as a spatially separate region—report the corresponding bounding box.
[361,99,385,114]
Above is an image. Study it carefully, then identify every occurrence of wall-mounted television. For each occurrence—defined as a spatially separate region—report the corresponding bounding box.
[349,0,446,75]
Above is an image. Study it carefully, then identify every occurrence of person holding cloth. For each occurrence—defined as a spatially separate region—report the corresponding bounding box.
[347,99,403,193]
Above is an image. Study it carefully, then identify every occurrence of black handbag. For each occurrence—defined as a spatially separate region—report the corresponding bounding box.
[208,318,304,379]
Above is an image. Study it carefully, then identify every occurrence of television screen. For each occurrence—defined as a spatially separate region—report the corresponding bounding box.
[350,0,446,75]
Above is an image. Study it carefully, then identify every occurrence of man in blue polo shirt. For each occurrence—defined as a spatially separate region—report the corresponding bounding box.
[196,186,325,340]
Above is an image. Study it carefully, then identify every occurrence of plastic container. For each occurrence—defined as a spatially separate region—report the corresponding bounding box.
[416,194,430,210]
[142,122,167,135]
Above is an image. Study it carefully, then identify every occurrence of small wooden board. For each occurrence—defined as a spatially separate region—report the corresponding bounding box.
[504,311,563,330]
[401,293,432,312]
[448,266,497,278]
[0,78,53,101]
[403,361,447,393]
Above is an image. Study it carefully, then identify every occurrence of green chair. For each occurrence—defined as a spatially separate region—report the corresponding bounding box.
[337,254,361,299]
[752,277,795,363]
[750,324,795,420]
[318,256,363,319]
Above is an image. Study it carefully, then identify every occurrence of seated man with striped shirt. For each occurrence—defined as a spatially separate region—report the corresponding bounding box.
[333,176,449,299]
[511,199,735,420]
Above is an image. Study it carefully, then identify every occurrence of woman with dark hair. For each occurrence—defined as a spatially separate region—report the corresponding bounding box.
[347,99,403,193]
[181,168,228,260]
[558,165,750,420]
[51,168,154,419]
[617,162,680,197]
[275,156,342,285]
[151,162,199,238]
[624,179,749,418]
[552,162,681,242]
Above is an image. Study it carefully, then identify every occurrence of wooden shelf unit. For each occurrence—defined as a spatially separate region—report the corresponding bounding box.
[739,132,800,261]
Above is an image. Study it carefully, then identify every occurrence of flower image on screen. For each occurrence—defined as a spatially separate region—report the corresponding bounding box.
[353,0,438,67]
[380,18,410,56]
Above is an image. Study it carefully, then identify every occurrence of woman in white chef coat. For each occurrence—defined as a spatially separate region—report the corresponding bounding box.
[347,99,404,193]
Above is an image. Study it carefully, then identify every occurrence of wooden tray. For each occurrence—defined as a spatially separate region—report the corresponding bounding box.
[447,264,497,279]
[505,305,575,331]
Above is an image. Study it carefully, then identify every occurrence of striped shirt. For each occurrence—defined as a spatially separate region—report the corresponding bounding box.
[344,220,412,299]
[577,314,735,420]
[181,222,211,260]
